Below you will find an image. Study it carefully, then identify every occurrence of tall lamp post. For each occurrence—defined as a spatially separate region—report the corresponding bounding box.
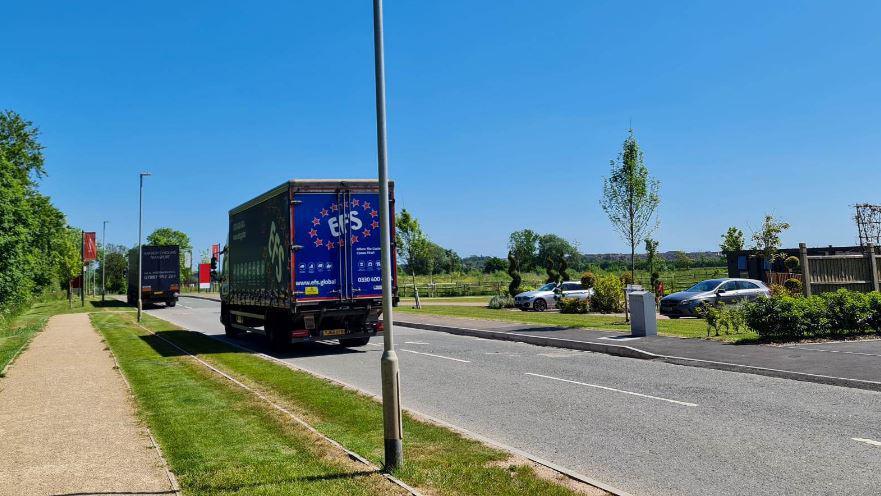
[102,220,108,302]
[138,172,151,322]
[373,0,403,471]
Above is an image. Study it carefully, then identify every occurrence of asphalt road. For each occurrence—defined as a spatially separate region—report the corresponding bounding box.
[147,297,881,496]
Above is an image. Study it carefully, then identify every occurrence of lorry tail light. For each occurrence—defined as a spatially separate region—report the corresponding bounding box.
[374,320,384,333]
[141,286,151,292]
[170,284,179,291]
[290,329,309,338]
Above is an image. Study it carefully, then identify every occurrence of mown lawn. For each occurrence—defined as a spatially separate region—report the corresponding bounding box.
[396,305,759,342]
[0,297,130,376]
[94,312,598,496]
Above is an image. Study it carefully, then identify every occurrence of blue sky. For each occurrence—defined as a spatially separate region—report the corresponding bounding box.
[4,1,880,258]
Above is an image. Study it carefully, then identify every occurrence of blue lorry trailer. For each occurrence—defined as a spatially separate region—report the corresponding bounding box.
[220,179,397,349]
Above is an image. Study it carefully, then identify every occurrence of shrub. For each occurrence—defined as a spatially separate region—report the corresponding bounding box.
[784,256,800,272]
[821,289,871,335]
[783,278,803,296]
[580,272,596,289]
[488,295,515,309]
[619,272,634,285]
[769,283,788,298]
[743,295,808,340]
[591,274,623,313]
[698,302,746,337]
[558,297,589,314]
[868,292,881,331]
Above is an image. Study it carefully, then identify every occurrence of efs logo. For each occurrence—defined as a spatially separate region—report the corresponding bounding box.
[267,221,285,284]
[327,211,362,237]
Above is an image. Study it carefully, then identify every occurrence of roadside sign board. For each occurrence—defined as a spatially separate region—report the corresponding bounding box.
[212,243,219,261]
[83,232,97,262]
[199,263,211,289]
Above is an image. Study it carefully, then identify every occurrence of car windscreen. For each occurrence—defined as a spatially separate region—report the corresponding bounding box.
[538,283,557,291]
[685,279,725,292]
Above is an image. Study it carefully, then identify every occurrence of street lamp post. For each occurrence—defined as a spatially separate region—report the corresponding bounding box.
[138,172,151,322]
[373,0,403,471]
[102,220,108,302]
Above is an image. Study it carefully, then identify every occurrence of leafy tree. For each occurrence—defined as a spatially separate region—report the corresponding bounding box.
[483,256,507,274]
[508,229,540,272]
[146,227,193,281]
[720,227,745,253]
[102,251,128,293]
[56,226,83,303]
[537,234,578,283]
[395,209,429,287]
[674,251,692,269]
[644,238,659,275]
[751,214,790,270]
[601,130,660,282]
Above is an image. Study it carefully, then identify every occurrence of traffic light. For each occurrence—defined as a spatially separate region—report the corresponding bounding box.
[210,256,218,281]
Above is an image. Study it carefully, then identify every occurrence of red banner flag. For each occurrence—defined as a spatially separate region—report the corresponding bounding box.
[83,232,97,262]
[199,263,211,289]
[212,243,220,260]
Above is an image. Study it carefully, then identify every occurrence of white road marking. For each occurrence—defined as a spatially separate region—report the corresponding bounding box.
[537,352,582,358]
[404,341,430,345]
[365,343,383,348]
[525,372,698,407]
[852,437,881,447]
[178,304,193,309]
[400,349,471,363]
[785,347,881,358]
[597,336,641,342]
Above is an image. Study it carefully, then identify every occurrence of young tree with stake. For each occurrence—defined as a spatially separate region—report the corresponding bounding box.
[601,130,661,283]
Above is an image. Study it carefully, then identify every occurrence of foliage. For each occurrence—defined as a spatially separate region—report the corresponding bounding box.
[0,110,77,319]
[619,272,633,285]
[482,256,507,274]
[590,274,623,313]
[697,302,746,337]
[644,238,659,277]
[507,251,522,297]
[580,271,596,289]
[751,214,790,266]
[537,234,578,283]
[557,297,589,314]
[673,251,692,269]
[600,130,661,280]
[102,247,129,293]
[146,227,192,281]
[720,227,744,253]
[507,229,540,272]
[768,283,788,298]
[743,290,881,340]
[487,295,515,309]
[395,208,429,283]
[784,256,800,272]
[783,278,803,296]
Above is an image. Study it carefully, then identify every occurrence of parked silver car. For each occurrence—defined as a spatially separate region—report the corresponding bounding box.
[514,281,594,311]
[659,278,770,318]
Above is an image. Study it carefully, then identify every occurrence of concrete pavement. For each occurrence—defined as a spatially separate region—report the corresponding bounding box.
[149,296,881,496]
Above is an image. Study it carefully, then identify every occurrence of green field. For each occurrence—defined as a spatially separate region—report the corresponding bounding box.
[93,311,597,496]
[396,305,758,342]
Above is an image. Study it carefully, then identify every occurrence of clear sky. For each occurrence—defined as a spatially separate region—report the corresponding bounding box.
[4,1,880,258]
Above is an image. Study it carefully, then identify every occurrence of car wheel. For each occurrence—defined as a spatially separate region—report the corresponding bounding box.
[533,298,547,312]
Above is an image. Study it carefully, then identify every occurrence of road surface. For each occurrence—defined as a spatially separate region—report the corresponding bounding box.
[146,297,881,496]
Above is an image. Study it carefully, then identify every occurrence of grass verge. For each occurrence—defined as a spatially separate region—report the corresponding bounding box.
[396,305,760,343]
[0,297,130,376]
[93,311,600,496]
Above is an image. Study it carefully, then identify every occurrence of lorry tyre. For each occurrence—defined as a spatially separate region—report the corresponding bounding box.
[167,299,176,308]
[339,336,371,347]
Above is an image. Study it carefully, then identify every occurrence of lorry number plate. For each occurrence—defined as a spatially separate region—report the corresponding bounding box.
[324,328,346,337]
[305,286,318,295]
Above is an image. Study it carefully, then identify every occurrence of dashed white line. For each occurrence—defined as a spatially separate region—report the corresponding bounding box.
[525,372,698,407]
[852,437,881,447]
[786,347,881,358]
[404,341,430,345]
[400,349,471,363]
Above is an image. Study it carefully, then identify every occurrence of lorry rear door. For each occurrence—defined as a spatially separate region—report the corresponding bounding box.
[292,189,383,301]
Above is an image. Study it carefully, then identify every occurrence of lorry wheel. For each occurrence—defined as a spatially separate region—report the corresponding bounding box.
[339,336,371,347]
[267,329,288,351]
[166,300,176,308]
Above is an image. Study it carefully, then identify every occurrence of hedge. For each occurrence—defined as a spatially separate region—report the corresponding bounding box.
[743,289,881,340]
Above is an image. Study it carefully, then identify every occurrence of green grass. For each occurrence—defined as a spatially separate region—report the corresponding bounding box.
[399,296,488,304]
[0,297,130,376]
[93,312,591,496]
[397,305,759,342]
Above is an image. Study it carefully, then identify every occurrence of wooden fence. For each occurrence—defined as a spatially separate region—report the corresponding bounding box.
[799,243,881,296]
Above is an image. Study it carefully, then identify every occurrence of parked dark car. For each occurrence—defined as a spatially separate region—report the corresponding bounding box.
[659,278,770,318]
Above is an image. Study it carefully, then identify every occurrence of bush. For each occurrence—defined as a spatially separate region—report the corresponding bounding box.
[821,289,871,335]
[769,283,789,298]
[783,278,803,296]
[580,272,596,289]
[784,256,800,272]
[698,302,746,337]
[591,274,623,313]
[619,272,634,285]
[558,297,589,314]
[868,292,881,331]
[488,295,515,309]
[743,296,808,340]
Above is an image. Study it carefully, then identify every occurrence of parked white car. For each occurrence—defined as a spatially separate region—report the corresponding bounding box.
[514,281,594,311]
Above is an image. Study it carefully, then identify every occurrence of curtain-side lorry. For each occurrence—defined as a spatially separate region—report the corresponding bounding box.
[127,245,181,307]
[220,179,397,349]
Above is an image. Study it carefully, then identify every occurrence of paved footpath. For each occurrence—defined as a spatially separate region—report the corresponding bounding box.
[0,313,177,496]
[396,312,881,390]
